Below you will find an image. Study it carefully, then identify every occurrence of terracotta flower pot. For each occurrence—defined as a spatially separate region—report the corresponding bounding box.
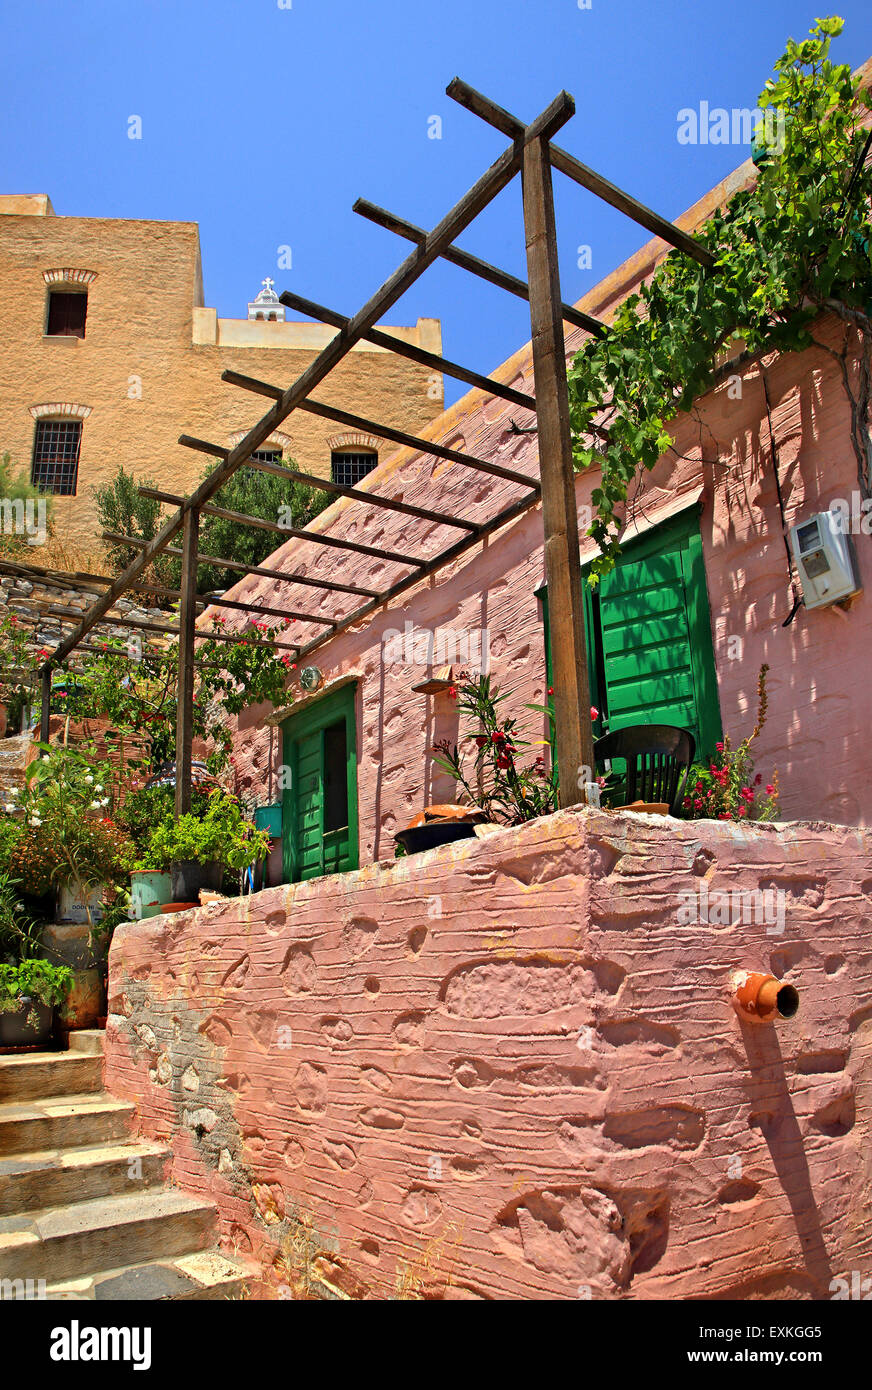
[394,805,486,855]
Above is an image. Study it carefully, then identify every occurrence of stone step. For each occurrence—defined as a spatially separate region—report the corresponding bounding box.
[42,1249,256,1301]
[0,1052,103,1104]
[0,1188,218,1282]
[0,1138,170,1216]
[0,1093,134,1156]
[65,1031,104,1056]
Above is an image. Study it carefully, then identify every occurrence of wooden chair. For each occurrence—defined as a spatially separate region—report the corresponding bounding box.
[593,724,696,816]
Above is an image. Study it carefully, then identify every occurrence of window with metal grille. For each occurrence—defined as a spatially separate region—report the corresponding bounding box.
[331,451,377,487]
[31,419,82,494]
[46,290,88,338]
[251,448,281,465]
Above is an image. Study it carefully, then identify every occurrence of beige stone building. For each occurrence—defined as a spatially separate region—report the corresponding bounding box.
[0,194,442,561]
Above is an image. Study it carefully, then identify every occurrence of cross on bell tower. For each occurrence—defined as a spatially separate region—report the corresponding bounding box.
[247,276,285,323]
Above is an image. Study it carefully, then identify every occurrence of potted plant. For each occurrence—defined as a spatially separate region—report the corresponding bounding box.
[428,672,561,833]
[8,745,135,1028]
[145,789,271,904]
[0,958,73,1047]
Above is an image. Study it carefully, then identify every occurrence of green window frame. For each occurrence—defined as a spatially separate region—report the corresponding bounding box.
[280,682,359,883]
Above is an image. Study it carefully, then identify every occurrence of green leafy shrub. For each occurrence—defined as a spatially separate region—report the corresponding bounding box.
[95,461,330,595]
[568,17,872,576]
[0,452,54,561]
[145,789,270,872]
[0,958,73,1021]
[9,745,135,898]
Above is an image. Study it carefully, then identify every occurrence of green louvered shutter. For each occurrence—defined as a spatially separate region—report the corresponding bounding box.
[584,511,722,761]
[538,509,722,781]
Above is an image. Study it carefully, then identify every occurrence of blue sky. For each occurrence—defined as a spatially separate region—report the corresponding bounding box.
[3,1,872,404]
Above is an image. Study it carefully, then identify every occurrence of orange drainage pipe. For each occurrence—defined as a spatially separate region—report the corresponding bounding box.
[730,970,799,1023]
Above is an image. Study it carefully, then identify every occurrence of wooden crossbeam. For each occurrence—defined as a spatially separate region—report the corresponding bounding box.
[138,487,429,570]
[180,427,481,532]
[352,199,605,337]
[274,290,537,411]
[293,488,541,664]
[103,531,381,600]
[48,95,555,668]
[446,78,715,269]
[297,398,539,490]
[47,604,300,652]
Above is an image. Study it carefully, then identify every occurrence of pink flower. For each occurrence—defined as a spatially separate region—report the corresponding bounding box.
[766,784,775,795]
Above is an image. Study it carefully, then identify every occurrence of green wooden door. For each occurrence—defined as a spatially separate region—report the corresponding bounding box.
[281,684,359,883]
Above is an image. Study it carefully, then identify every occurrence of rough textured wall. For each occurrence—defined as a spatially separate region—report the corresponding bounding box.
[224,305,872,834]
[105,808,872,1300]
[0,211,442,557]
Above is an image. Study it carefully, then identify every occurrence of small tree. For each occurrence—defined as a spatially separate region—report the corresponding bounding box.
[93,468,177,589]
[0,453,53,560]
[94,461,330,596]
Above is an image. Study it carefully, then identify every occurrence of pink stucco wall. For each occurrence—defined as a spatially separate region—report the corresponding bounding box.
[104,807,872,1299]
[220,300,872,844]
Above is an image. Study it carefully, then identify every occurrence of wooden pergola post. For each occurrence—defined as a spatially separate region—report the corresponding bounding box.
[39,664,51,746]
[522,132,595,807]
[175,506,199,817]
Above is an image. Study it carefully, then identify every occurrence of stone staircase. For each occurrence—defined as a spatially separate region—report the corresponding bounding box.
[0,1032,256,1300]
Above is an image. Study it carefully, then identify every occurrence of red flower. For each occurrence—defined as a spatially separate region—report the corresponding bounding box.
[547,686,554,696]
[590,706,598,721]
[765,784,775,795]
[447,686,457,699]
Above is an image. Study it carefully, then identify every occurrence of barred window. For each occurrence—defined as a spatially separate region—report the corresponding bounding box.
[331,450,377,487]
[46,290,88,338]
[251,448,281,465]
[31,419,82,494]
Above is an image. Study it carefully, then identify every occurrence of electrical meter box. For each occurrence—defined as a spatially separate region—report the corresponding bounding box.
[788,511,862,609]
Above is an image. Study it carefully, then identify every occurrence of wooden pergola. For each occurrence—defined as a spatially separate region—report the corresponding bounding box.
[38,80,712,818]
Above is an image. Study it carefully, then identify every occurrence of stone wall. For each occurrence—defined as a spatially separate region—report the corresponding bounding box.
[104,807,872,1300]
[0,573,169,655]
